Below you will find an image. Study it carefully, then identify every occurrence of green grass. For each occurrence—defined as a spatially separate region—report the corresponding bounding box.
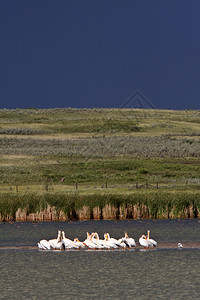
[0,156,200,187]
[0,108,200,219]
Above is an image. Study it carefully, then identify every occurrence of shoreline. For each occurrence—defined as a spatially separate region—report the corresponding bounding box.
[0,243,200,251]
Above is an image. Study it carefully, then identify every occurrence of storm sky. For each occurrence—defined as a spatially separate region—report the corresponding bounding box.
[1,1,200,110]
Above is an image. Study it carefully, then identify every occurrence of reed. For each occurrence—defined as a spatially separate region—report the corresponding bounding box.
[0,190,199,221]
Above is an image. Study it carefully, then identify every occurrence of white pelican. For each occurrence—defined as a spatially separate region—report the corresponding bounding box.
[147,230,157,248]
[38,231,62,250]
[49,230,63,250]
[37,239,51,250]
[117,235,130,249]
[117,238,127,249]
[73,238,85,249]
[95,232,113,249]
[124,232,136,247]
[104,233,121,249]
[139,234,149,249]
[83,232,91,248]
[119,237,132,248]
[105,233,120,244]
[91,232,106,249]
[62,231,79,250]
[83,232,99,249]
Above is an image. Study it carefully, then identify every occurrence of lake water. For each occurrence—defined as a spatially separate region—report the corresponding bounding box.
[0,219,200,299]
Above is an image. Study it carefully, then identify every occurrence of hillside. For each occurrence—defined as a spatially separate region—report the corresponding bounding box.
[0,108,200,220]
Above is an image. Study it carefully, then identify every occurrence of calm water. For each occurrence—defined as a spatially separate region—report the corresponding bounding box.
[0,219,200,299]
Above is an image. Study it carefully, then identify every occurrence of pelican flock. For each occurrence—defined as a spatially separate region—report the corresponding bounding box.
[38,230,158,251]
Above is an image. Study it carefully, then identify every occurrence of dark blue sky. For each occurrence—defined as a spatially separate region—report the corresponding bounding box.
[1,1,200,109]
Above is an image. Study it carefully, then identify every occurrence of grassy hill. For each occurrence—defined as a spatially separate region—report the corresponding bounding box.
[0,108,200,220]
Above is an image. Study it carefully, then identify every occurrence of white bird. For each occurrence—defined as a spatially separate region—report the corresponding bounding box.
[178,242,183,248]
[62,231,79,250]
[102,233,125,248]
[105,233,120,245]
[124,232,136,247]
[117,234,133,249]
[83,232,100,249]
[139,234,149,249]
[83,232,91,248]
[117,237,127,249]
[91,232,107,249]
[147,230,157,248]
[49,230,63,250]
[37,239,51,250]
[103,233,120,249]
[120,237,132,248]
[73,238,85,249]
[38,230,63,250]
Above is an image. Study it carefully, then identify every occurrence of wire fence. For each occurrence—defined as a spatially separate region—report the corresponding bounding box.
[0,181,191,194]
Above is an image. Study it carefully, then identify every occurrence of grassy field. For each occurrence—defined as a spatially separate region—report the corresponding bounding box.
[0,108,200,219]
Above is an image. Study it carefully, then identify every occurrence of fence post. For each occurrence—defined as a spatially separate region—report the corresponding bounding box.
[76,183,78,189]
[146,182,148,189]
[16,186,18,192]
[156,182,159,189]
[136,183,138,189]
[105,182,107,188]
